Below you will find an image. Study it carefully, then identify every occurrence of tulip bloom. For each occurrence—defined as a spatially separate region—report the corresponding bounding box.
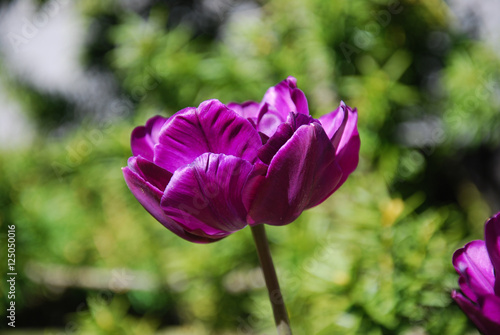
[122,76,360,243]
[452,212,500,334]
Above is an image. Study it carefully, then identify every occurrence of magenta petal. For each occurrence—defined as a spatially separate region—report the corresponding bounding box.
[287,112,317,130]
[256,103,283,138]
[130,156,172,192]
[453,240,495,299]
[319,102,360,191]
[161,153,254,235]
[258,112,317,165]
[260,76,309,119]
[131,115,169,161]
[257,123,294,165]
[452,290,479,316]
[458,275,478,305]
[154,100,261,173]
[122,166,219,243]
[452,291,500,335]
[255,77,310,137]
[480,294,500,326]
[291,86,308,116]
[227,101,260,124]
[318,104,345,140]
[452,290,481,323]
[485,213,500,294]
[247,122,342,226]
[331,103,359,157]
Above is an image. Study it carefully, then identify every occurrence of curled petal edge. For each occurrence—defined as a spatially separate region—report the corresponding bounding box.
[122,166,224,243]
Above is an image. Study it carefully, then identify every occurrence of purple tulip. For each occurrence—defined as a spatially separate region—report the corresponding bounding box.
[122,76,360,243]
[452,212,500,334]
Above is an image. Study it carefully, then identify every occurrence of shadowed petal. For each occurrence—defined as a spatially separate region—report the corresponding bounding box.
[122,164,219,243]
[457,275,477,306]
[485,212,500,295]
[452,291,500,335]
[453,240,495,301]
[154,100,261,173]
[480,294,500,326]
[128,156,172,192]
[288,112,316,129]
[257,122,294,165]
[161,153,254,235]
[247,122,342,226]
[257,112,317,165]
[319,101,360,191]
[227,101,260,125]
[131,115,169,161]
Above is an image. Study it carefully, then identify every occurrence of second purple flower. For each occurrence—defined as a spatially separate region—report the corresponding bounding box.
[123,77,360,243]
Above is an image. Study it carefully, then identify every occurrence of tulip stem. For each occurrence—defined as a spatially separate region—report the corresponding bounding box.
[250,224,292,335]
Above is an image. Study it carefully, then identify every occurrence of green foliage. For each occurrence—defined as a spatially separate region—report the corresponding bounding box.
[1,0,498,334]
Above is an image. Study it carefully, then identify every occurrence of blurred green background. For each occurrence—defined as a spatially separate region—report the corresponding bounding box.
[1,0,499,334]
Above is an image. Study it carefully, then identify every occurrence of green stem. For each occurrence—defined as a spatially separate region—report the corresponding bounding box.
[250,224,292,335]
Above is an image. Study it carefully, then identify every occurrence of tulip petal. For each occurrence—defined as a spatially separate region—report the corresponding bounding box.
[481,294,500,325]
[131,115,169,161]
[485,212,500,295]
[258,112,317,165]
[256,103,283,138]
[227,101,260,125]
[288,112,317,129]
[247,122,342,225]
[122,165,219,243]
[319,102,360,190]
[453,240,495,300]
[161,153,254,235]
[128,156,172,192]
[452,290,500,335]
[458,275,477,305]
[154,100,261,173]
[257,122,294,165]
[318,103,346,140]
[256,76,309,137]
[260,76,309,118]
